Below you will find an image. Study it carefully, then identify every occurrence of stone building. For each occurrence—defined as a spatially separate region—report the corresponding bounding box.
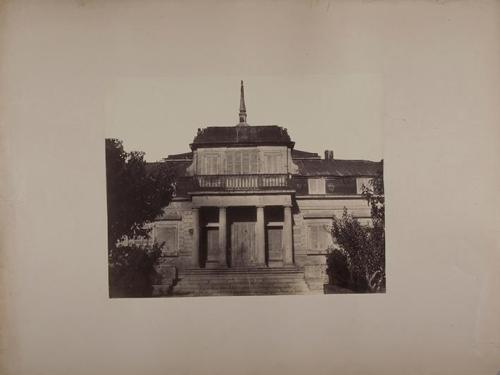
[147,82,382,296]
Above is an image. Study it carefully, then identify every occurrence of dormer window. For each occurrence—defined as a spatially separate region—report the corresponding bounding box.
[308,178,326,194]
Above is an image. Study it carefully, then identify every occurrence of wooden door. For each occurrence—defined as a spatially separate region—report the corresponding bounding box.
[231,222,256,267]
[207,227,219,257]
[267,227,283,264]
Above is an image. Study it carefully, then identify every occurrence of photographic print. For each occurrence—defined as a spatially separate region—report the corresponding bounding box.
[3,1,500,374]
[106,80,384,297]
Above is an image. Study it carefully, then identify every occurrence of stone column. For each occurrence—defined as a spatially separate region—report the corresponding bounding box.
[256,206,266,266]
[192,207,200,267]
[283,205,294,265]
[218,206,227,267]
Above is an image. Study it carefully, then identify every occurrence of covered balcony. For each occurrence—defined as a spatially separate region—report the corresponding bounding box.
[176,174,291,193]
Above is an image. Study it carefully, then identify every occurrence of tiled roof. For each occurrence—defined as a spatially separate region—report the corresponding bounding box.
[191,125,294,149]
[291,149,321,159]
[294,159,383,177]
[164,152,193,160]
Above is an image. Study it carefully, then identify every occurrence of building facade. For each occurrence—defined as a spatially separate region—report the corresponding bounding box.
[146,82,382,296]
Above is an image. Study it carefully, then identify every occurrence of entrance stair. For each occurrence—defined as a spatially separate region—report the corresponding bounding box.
[172,267,312,296]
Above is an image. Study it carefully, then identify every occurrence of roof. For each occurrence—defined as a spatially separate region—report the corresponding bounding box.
[295,159,383,177]
[291,149,320,159]
[191,125,294,149]
[164,151,193,160]
[146,160,191,178]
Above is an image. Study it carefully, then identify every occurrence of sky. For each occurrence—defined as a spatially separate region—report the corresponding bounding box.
[101,1,385,162]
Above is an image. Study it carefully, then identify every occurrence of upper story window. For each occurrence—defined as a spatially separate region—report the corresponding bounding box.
[356,177,372,194]
[226,150,258,174]
[308,178,326,194]
[264,152,284,173]
[203,154,220,175]
[307,177,360,195]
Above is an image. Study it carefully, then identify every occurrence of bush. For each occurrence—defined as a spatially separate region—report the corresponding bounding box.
[326,172,385,293]
[108,244,162,298]
[326,248,351,288]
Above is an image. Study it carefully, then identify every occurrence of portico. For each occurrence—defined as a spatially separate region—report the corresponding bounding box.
[190,194,294,269]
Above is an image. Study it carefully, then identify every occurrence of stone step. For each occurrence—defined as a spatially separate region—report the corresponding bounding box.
[182,268,303,275]
[172,268,312,296]
[178,279,302,286]
[176,276,307,282]
[177,282,307,287]
[176,290,309,297]
[174,286,311,294]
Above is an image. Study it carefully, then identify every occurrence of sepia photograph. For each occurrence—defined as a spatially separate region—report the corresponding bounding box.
[2,1,499,374]
[106,80,385,297]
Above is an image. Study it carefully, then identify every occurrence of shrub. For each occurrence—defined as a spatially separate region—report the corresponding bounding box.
[108,243,162,298]
[326,172,385,293]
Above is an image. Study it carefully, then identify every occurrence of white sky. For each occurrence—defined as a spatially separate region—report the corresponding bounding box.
[102,1,384,162]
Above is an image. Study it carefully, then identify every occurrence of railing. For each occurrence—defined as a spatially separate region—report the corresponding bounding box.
[178,174,291,192]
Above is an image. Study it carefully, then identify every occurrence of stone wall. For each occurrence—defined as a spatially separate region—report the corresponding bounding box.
[153,194,371,292]
[294,196,372,289]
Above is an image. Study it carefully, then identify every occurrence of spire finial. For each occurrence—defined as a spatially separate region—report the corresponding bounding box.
[238,80,248,125]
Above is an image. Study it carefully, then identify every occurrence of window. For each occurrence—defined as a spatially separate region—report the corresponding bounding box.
[356,177,372,194]
[307,222,332,251]
[204,155,220,175]
[308,178,326,194]
[155,224,179,256]
[264,152,283,173]
[226,150,258,174]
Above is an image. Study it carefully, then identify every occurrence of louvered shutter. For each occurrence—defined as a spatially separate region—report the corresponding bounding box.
[250,151,258,173]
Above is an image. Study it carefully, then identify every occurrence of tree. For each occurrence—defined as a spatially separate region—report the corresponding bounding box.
[105,138,174,297]
[327,171,385,292]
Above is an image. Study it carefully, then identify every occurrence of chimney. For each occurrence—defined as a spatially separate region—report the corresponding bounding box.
[324,150,334,160]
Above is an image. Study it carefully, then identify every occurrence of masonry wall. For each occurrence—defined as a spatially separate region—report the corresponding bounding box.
[153,199,195,292]
[293,196,372,289]
[151,195,371,291]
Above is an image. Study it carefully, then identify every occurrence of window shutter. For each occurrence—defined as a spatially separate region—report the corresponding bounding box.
[242,151,250,174]
[275,155,283,173]
[308,223,331,251]
[308,178,326,194]
[309,225,318,250]
[227,152,234,174]
[156,226,178,256]
[250,151,258,173]
[235,151,242,174]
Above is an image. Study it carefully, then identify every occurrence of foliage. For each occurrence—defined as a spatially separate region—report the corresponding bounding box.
[325,248,350,288]
[105,138,174,249]
[327,172,385,293]
[108,244,163,298]
[105,138,174,297]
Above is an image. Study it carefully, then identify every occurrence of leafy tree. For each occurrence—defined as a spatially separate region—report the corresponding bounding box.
[105,138,174,297]
[108,244,163,298]
[327,171,385,292]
